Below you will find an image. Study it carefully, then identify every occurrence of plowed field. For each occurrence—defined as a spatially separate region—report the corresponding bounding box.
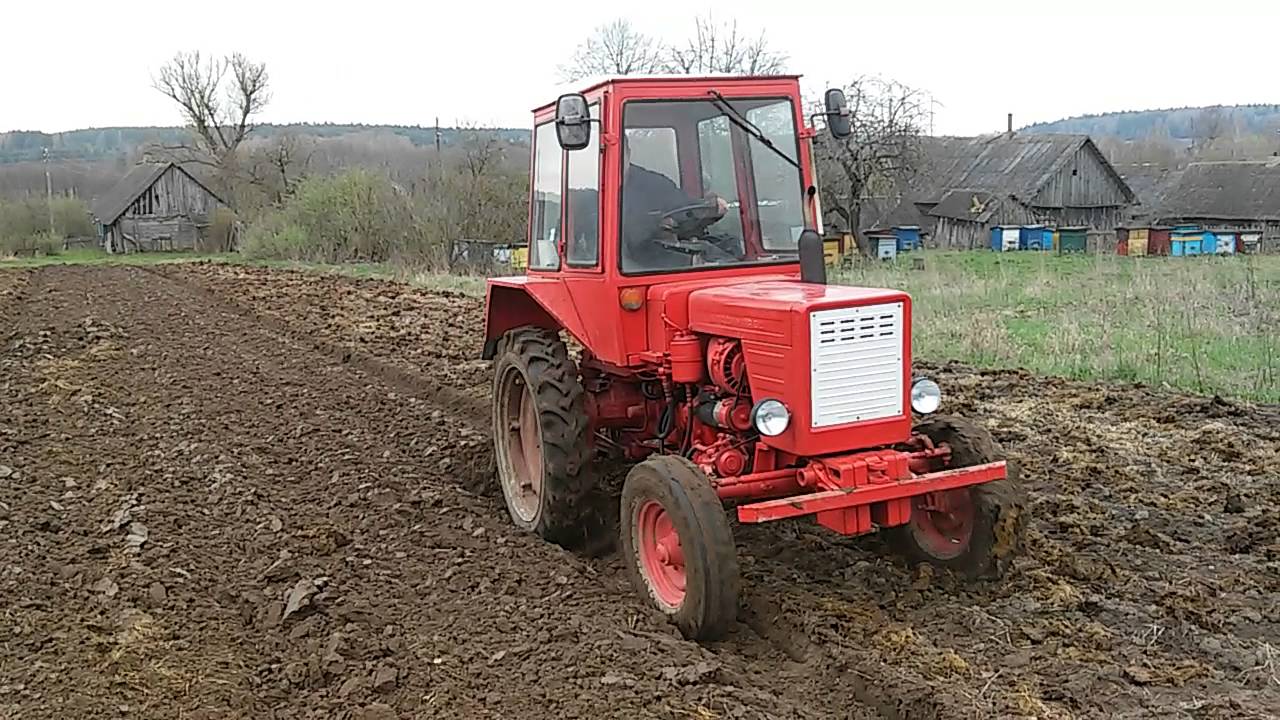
[2,263,1277,719]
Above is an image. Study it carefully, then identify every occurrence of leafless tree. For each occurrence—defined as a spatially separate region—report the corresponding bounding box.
[812,77,929,249]
[152,51,270,201]
[666,15,787,75]
[456,124,504,179]
[560,19,666,81]
[245,134,312,205]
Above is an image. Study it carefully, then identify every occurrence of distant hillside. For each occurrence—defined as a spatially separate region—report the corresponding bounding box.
[0,124,530,164]
[1023,105,1280,140]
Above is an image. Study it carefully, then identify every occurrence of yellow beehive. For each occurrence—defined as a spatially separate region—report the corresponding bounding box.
[823,238,842,266]
[1129,228,1149,257]
[511,246,529,272]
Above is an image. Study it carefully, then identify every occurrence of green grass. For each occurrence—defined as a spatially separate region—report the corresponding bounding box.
[0,247,488,296]
[834,251,1280,403]
[7,246,1277,402]
[0,248,239,268]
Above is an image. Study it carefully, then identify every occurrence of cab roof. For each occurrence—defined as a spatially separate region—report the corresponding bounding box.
[533,74,803,114]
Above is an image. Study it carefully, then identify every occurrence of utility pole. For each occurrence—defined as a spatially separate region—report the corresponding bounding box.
[434,116,442,155]
[43,147,57,244]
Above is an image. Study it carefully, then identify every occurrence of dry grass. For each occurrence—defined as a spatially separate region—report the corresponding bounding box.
[835,251,1280,402]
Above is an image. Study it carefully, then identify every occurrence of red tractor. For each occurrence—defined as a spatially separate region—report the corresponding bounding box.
[483,75,1023,640]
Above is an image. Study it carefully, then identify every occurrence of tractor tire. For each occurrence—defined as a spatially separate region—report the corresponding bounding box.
[491,327,593,547]
[887,416,1026,579]
[620,456,739,641]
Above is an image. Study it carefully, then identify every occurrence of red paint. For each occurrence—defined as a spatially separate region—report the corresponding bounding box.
[1149,227,1172,256]
[486,75,1007,540]
[706,337,747,394]
[669,331,704,383]
[736,461,1006,526]
[908,489,975,559]
[635,500,685,609]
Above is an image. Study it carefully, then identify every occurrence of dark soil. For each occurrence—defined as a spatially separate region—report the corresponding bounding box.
[1,262,1277,719]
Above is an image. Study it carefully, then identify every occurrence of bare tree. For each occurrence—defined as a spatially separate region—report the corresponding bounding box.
[559,19,666,81]
[812,77,929,249]
[666,15,787,75]
[152,51,270,200]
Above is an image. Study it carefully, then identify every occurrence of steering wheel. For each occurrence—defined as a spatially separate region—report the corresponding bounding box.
[656,200,724,240]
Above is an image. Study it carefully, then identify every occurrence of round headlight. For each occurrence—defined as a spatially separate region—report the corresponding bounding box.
[751,399,791,436]
[911,378,942,414]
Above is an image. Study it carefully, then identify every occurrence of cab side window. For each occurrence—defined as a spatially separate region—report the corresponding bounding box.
[566,103,600,266]
[530,121,562,270]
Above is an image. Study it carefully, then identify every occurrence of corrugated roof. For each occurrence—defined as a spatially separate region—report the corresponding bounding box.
[1158,159,1280,221]
[914,133,1097,202]
[92,163,169,225]
[1114,162,1183,212]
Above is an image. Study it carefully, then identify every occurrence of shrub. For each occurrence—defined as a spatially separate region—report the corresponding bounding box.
[198,206,239,253]
[238,138,528,273]
[0,196,93,252]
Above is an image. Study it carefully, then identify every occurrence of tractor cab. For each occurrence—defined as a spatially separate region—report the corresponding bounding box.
[485,75,849,366]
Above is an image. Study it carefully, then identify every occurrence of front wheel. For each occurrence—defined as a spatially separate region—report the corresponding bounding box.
[620,456,739,641]
[887,416,1026,578]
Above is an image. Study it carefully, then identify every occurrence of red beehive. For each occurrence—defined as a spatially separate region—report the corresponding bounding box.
[1148,227,1172,256]
[1116,227,1130,256]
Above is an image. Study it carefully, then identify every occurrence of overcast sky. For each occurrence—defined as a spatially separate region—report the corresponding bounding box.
[2,0,1277,136]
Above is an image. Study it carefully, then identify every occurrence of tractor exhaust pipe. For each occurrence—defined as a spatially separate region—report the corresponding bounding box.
[798,229,826,284]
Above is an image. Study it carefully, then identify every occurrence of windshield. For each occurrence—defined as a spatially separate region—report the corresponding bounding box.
[620,97,805,274]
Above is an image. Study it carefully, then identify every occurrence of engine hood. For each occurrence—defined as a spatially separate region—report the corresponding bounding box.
[687,281,914,456]
[686,281,909,344]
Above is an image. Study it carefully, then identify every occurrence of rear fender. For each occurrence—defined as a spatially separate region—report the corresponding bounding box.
[482,278,590,359]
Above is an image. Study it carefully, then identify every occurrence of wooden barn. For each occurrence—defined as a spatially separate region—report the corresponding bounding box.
[1157,159,1280,253]
[92,163,227,253]
[874,133,1136,249]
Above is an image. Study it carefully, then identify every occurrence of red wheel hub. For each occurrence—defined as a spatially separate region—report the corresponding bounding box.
[909,489,975,560]
[501,372,543,523]
[634,500,686,610]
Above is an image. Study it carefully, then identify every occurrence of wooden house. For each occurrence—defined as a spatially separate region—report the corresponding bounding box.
[874,133,1136,249]
[1157,159,1280,252]
[92,163,227,253]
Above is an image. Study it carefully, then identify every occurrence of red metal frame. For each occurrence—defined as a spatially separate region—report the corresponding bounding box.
[484,76,1006,538]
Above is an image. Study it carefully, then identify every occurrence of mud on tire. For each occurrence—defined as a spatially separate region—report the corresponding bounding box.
[492,327,593,547]
[620,456,740,641]
[887,415,1026,579]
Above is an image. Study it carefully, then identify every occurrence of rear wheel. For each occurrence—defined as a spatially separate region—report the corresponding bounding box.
[620,456,739,641]
[492,327,592,546]
[888,416,1026,578]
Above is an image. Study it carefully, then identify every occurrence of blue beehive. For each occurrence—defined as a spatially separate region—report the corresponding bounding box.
[990,225,1020,251]
[1018,225,1048,250]
[1041,226,1054,250]
[1202,231,1218,254]
[1171,229,1201,257]
[1214,231,1237,254]
[893,226,921,251]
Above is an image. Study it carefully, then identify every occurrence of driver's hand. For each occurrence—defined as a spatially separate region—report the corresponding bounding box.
[708,194,728,217]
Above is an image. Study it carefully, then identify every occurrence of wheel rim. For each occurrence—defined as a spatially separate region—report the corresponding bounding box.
[909,489,975,560]
[499,367,543,523]
[634,500,686,610]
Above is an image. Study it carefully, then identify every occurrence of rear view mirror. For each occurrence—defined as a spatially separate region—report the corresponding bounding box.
[555,93,592,151]
[824,88,851,139]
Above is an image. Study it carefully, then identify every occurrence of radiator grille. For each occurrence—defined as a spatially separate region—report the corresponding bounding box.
[809,303,904,428]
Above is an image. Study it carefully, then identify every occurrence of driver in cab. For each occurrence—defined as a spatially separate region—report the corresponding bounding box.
[622,135,729,271]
